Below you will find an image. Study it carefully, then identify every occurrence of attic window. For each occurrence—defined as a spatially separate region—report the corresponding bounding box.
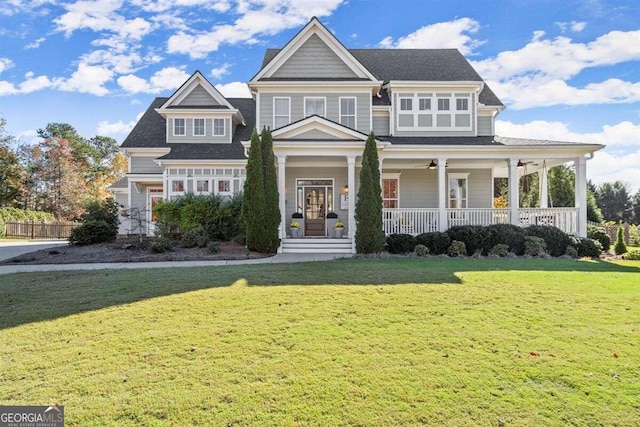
[397,92,472,131]
[213,118,225,136]
[304,97,325,117]
[193,118,205,136]
[174,118,185,136]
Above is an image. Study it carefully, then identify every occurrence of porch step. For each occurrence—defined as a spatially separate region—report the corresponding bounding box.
[281,238,353,254]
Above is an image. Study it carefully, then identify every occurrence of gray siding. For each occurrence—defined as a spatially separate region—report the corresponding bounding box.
[130,156,163,174]
[178,85,221,106]
[272,34,358,79]
[167,117,231,143]
[382,168,492,209]
[392,92,477,137]
[477,116,493,136]
[129,182,147,212]
[372,115,389,136]
[259,93,370,133]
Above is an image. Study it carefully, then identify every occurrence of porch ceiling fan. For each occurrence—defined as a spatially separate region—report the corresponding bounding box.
[517,159,539,168]
[415,159,448,169]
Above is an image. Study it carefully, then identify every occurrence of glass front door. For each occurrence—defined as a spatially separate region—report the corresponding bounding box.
[305,187,326,236]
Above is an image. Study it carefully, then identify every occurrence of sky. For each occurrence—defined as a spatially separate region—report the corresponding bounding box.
[1,0,639,193]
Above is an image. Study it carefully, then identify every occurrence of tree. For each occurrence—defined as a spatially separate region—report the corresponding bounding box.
[632,189,640,225]
[586,188,604,223]
[355,132,385,253]
[0,118,25,207]
[260,127,280,252]
[241,129,267,252]
[84,135,127,199]
[547,164,575,207]
[595,181,632,222]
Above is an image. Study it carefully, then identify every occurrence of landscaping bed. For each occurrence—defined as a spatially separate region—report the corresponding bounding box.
[1,235,268,264]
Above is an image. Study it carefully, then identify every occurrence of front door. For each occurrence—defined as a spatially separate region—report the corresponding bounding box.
[147,188,164,235]
[304,187,326,236]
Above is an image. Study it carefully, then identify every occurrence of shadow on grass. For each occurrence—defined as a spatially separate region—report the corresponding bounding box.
[0,257,637,330]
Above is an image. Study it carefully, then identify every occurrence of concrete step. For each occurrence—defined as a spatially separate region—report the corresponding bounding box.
[281,238,353,254]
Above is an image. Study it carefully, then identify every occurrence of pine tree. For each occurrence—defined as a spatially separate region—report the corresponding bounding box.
[355,132,385,253]
[241,129,266,252]
[614,225,627,255]
[260,127,280,252]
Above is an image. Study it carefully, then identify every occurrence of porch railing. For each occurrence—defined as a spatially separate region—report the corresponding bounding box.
[381,208,578,236]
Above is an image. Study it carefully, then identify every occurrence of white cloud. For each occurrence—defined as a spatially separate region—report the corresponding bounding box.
[496,119,640,192]
[210,63,230,80]
[53,63,114,96]
[130,0,230,13]
[97,112,143,136]
[117,66,191,94]
[473,28,640,109]
[19,73,53,93]
[167,0,345,58]
[556,21,587,33]
[25,37,46,49]
[378,17,483,55]
[0,81,18,96]
[215,81,251,98]
[0,58,14,74]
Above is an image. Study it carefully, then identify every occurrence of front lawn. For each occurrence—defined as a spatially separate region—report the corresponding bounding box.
[1,258,639,426]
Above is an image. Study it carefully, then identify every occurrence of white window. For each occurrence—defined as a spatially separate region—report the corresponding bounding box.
[217,179,231,194]
[397,92,471,130]
[171,179,185,193]
[193,118,205,136]
[437,98,450,111]
[400,98,412,111]
[274,97,290,129]
[304,97,325,117]
[382,177,399,208]
[213,118,225,136]
[456,98,469,111]
[339,97,356,129]
[173,118,185,136]
[419,98,431,111]
[448,173,469,209]
[196,179,209,194]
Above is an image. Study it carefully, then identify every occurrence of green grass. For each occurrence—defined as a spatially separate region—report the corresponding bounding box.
[1,258,639,426]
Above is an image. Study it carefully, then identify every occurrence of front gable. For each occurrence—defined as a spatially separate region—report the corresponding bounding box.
[160,71,235,110]
[273,115,368,141]
[252,17,378,82]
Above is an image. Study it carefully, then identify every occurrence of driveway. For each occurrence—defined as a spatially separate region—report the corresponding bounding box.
[0,240,69,262]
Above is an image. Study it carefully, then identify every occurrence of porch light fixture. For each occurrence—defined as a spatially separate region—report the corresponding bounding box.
[428,160,437,170]
[343,185,349,194]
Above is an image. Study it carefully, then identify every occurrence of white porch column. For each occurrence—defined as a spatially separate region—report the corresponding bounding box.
[539,165,549,208]
[575,156,587,237]
[437,157,447,232]
[347,155,356,252]
[508,158,520,226]
[277,156,287,249]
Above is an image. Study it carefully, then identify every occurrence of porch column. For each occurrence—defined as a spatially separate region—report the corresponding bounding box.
[539,165,549,208]
[437,157,448,232]
[277,156,287,248]
[347,155,356,252]
[575,156,587,237]
[508,158,520,226]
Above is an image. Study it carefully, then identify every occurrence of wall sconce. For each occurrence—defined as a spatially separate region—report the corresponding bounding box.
[343,185,349,194]
[428,160,437,170]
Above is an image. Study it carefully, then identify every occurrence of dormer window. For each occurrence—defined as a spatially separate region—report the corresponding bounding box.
[213,118,225,136]
[304,97,325,117]
[397,92,472,131]
[174,118,185,136]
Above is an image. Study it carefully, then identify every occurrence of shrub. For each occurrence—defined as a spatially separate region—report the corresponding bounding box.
[151,236,173,253]
[448,240,467,257]
[414,244,429,257]
[576,237,603,258]
[486,224,526,255]
[355,133,385,254]
[0,216,5,238]
[587,225,611,252]
[524,236,546,257]
[524,225,570,257]
[386,233,416,254]
[69,220,115,246]
[180,226,209,248]
[614,225,627,255]
[232,233,246,245]
[208,241,219,254]
[565,245,578,258]
[81,198,119,232]
[416,232,451,255]
[489,243,509,257]
[623,249,640,260]
[446,225,490,255]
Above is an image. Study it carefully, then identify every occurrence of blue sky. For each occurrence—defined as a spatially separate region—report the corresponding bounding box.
[1,0,639,192]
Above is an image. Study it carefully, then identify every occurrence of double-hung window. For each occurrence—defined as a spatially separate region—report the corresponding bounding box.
[213,118,225,136]
[196,179,209,194]
[448,173,469,209]
[304,97,325,117]
[174,118,185,136]
[339,97,356,129]
[274,97,290,129]
[193,118,205,136]
[382,175,400,208]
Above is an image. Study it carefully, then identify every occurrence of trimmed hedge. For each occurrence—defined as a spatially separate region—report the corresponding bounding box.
[587,225,611,252]
[446,225,490,255]
[524,225,571,257]
[486,224,526,255]
[385,233,416,254]
[69,220,115,245]
[0,208,55,237]
[415,232,451,255]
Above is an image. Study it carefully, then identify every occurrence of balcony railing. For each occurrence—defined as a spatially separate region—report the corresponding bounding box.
[382,207,578,236]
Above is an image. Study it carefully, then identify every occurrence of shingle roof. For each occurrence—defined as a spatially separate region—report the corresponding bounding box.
[260,48,503,106]
[121,97,255,160]
[110,176,128,188]
[381,135,598,147]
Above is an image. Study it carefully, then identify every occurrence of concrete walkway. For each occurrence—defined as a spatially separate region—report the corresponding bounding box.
[0,252,351,275]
